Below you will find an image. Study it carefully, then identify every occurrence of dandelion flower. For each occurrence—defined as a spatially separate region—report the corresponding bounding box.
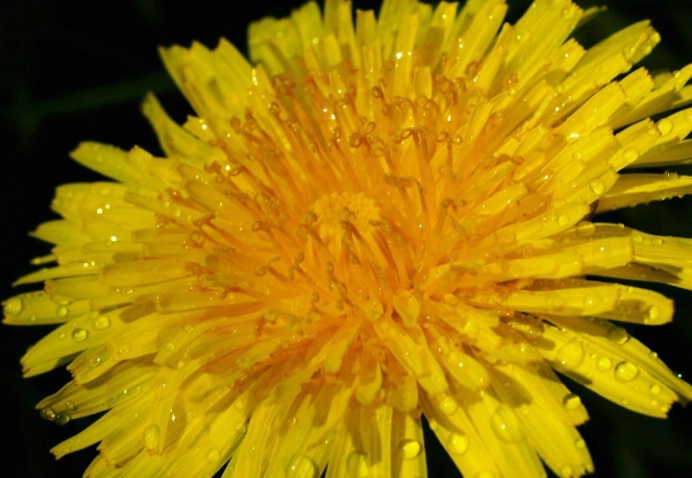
[4,0,692,477]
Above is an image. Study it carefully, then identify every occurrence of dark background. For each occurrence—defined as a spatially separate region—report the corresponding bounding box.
[1,1,691,477]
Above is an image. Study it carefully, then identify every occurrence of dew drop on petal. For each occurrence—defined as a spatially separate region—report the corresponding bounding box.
[657,119,673,136]
[57,306,68,318]
[72,328,89,343]
[490,406,525,443]
[649,384,661,396]
[560,465,574,477]
[40,407,56,421]
[54,412,71,426]
[664,170,678,181]
[89,346,111,367]
[448,432,469,455]
[563,393,582,410]
[606,326,629,345]
[398,439,422,460]
[438,394,459,414]
[92,315,110,330]
[622,148,639,163]
[589,180,605,195]
[3,297,23,316]
[614,361,639,382]
[647,306,660,323]
[285,454,318,478]
[561,6,575,19]
[575,439,586,449]
[346,452,369,477]
[596,357,612,371]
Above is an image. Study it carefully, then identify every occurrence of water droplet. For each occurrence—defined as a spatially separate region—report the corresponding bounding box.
[56,306,68,318]
[448,432,469,455]
[657,119,673,136]
[143,424,160,450]
[71,328,89,343]
[614,361,639,382]
[90,344,111,365]
[556,338,585,370]
[54,412,71,426]
[562,6,575,19]
[562,393,582,410]
[596,357,613,371]
[92,316,110,330]
[3,298,23,316]
[649,384,661,396]
[663,169,679,181]
[490,406,525,443]
[285,454,318,478]
[439,394,458,414]
[575,439,586,449]
[399,439,422,460]
[560,465,574,477]
[606,326,629,345]
[622,148,639,163]
[557,214,570,226]
[40,408,56,421]
[589,180,605,195]
[346,452,369,477]
[647,306,660,323]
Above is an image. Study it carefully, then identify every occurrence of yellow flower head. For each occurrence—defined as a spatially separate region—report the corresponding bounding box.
[4,0,692,477]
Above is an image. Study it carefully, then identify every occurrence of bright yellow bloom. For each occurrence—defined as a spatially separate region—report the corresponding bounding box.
[4,0,692,477]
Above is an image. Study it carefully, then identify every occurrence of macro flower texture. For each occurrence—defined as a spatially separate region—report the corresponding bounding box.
[4,0,692,477]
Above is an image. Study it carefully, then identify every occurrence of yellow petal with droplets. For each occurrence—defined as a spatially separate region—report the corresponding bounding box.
[597,172,692,211]
[489,363,594,477]
[538,320,692,417]
[5,2,692,478]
